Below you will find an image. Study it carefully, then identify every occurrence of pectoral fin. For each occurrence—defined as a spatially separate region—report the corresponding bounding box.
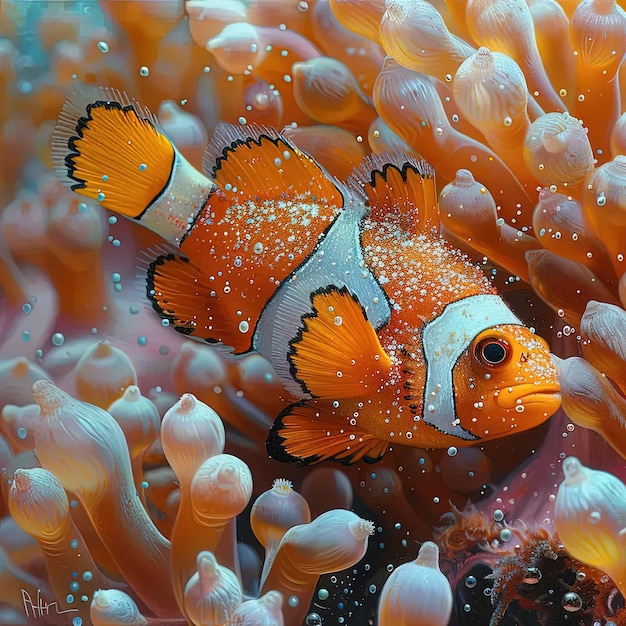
[288,286,391,399]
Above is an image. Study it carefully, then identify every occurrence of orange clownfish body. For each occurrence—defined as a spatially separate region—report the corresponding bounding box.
[52,88,561,465]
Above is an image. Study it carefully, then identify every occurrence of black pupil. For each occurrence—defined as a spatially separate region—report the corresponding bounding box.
[483,341,506,364]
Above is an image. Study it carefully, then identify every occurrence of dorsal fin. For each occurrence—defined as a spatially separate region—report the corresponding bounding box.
[349,152,438,232]
[202,123,344,205]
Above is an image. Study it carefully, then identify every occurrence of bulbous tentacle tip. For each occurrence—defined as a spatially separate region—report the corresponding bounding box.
[542,129,568,154]
[584,300,601,315]
[91,341,114,359]
[272,478,294,494]
[348,518,375,540]
[12,468,31,492]
[32,379,67,410]
[179,392,198,412]
[197,550,220,579]
[11,357,29,376]
[416,540,441,569]
[217,463,238,485]
[562,456,585,482]
[93,590,109,608]
[454,169,476,185]
[260,590,283,610]
[122,385,141,402]
[473,46,495,69]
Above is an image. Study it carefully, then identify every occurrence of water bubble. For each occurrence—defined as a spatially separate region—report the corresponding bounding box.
[238,321,249,333]
[503,116,512,126]
[464,604,471,612]
[493,509,504,522]
[52,333,65,346]
[317,589,329,600]
[596,192,607,207]
[522,567,542,584]
[139,66,149,77]
[499,528,512,541]
[253,242,264,254]
[562,591,583,612]
[22,303,32,314]
[334,316,343,326]
[137,336,147,346]
[298,1,309,11]
[306,614,322,626]
[447,446,458,456]
[465,575,477,588]
[288,595,299,608]
[97,41,109,53]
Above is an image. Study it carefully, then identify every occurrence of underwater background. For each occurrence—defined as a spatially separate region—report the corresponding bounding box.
[1,0,626,624]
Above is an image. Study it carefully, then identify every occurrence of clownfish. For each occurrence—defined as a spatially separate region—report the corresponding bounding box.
[52,87,560,466]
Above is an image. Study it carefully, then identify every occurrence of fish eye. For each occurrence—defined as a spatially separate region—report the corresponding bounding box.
[475,337,510,368]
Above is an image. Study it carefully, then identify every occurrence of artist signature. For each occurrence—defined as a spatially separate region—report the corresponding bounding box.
[22,589,79,620]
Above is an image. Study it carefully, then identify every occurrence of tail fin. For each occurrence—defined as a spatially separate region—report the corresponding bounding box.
[52,87,214,246]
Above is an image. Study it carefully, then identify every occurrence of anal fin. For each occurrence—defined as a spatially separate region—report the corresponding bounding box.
[289,286,391,399]
[267,401,388,466]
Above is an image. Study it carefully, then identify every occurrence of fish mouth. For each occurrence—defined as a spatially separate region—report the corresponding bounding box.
[495,384,561,410]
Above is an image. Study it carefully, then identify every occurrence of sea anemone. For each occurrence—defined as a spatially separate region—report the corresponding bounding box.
[0,0,626,624]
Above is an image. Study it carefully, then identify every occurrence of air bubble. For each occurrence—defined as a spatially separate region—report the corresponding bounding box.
[97,41,109,53]
[523,567,542,584]
[51,333,65,346]
[562,591,582,612]
[139,66,149,76]
[238,321,249,333]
